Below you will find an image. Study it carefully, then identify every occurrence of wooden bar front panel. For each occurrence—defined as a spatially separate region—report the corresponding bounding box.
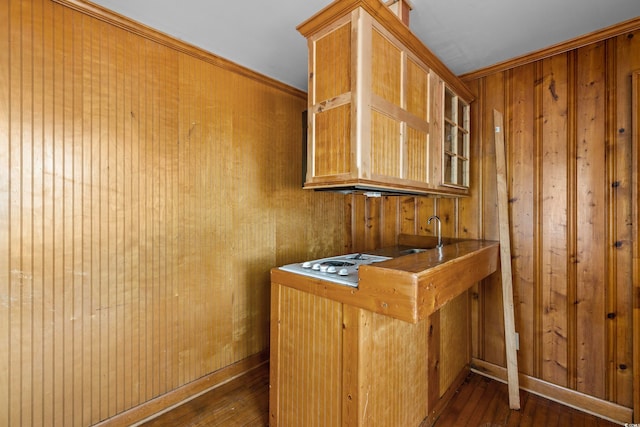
[270,285,343,426]
[270,278,430,427]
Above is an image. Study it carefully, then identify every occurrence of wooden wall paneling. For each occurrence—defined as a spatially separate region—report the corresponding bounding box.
[9,1,25,425]
[569,50,584,393]
[539,53,570,388]
[211,62,237,373]
[632,68,640,423]
[56,5,69,422]
[26,0,38,421]
[365,195,381,251]
[435,198,456,238]
[38,1,53,425]
[416,197,435,235]
[400,196,417,234]
[463,25,640,417]
[605,36,618,405]
[381,196,400,247]
[1,0,351,424]
[427,310,441,407]
[127,29,142,412]
[479,72,505,366]
[575,41,607,399]
[506,63,536,378]
[611,31,640,409]
[41,2,57,424]
[350,194,367,252]
[460,79,483,359]
[439,293,469,396]
[183,53,202,381]
[0,0,7,421]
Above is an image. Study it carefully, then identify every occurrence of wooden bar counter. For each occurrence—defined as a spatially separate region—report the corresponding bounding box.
[269,238,499,426]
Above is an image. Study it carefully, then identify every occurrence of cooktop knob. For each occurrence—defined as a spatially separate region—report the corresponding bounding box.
[320,265,329,272]
[312,263,321,270]
[301,261,312,269]
[327,266,337,273]
[338,268,349,276]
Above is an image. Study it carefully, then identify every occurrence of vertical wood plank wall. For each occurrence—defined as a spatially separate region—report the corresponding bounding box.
[0,1,348,425]
[461,28,640,408]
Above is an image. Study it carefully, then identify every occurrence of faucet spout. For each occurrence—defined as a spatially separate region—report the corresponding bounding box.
[427,215,443,248]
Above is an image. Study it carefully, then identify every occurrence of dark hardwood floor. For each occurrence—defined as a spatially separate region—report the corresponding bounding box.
[431,374,620,427]
[141,364,269,427]
[141,363,621,426]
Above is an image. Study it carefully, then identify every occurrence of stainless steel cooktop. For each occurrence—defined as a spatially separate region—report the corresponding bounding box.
[278,253,391,287]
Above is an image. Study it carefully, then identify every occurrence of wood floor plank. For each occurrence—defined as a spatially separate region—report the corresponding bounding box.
[141,363,269,427]
[430,372,479,425]
[140,364,621,427]
[464,377,501,426]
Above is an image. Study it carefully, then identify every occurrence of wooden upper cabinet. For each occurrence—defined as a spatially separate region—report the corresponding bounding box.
[443,86,470,189]
[298,0,474,196]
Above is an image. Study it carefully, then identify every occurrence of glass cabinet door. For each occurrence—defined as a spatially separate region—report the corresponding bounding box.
[442,87,469,188]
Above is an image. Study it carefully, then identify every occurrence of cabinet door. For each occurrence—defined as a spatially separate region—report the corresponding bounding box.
[370,26,430,185]
[442,87,470,188]
[307,19,355,183]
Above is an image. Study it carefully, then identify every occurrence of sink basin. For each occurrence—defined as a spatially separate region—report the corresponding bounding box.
[398,248,428,255]
[368,234,469,258]
[397,233,468,249]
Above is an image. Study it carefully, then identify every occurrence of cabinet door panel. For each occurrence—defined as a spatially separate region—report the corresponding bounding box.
[406,126,428,182]
[314,105,352,177]
[372,29,401,106]
[371,110,401,177]
[315,23,351,103]
[407,58,429,121]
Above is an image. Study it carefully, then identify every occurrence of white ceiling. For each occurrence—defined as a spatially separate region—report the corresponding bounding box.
[92,0,640,91]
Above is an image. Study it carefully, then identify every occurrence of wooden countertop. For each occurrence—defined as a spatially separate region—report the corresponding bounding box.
[271,238,499,323]
[359,240,499,322]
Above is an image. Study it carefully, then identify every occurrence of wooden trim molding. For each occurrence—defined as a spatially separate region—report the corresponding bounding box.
[470,358,633,425]
[93,351,269,427]
[461,16,640,81]
[51,0,307,99]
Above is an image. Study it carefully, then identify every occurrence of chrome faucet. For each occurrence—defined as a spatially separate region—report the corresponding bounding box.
[427,215,443,248]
